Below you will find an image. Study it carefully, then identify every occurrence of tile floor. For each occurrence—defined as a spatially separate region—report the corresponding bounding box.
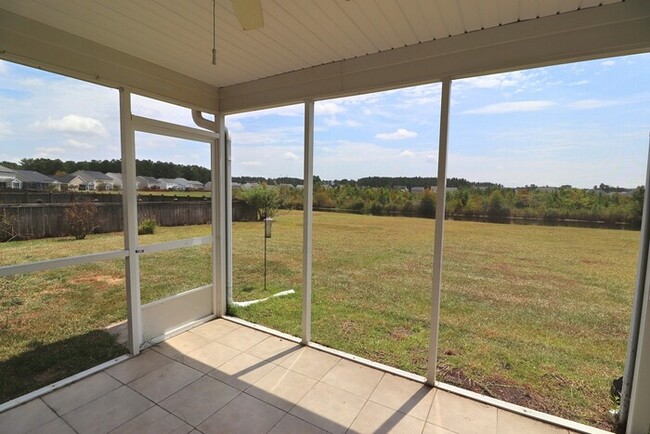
[1,319,581,434]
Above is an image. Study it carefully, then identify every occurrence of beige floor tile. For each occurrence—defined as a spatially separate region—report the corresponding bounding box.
[428,390,497,434]
[497,410,568,434]
[422,422,458,434]
[160,376,240,426]
[268,413,329,434]
[106,349,172,384]
[321,358,384,398]
[290,381,366,434]
[197,393,285,434]
[217,326,268,351]
[280,347,340,380]
[183,341,241,373]
[209,352,277,390]
[128,360,202,402]
[154,332,211,361]
[30,417,76,434]
[110,405,193,434]
[369,373,435,420]
[348,400,426,434]
[0,399,58,433]
[63,386,153,434]
[188,319,240,341]
[247,365,317,411]
[246,335,300,363]
[43,372,121,415]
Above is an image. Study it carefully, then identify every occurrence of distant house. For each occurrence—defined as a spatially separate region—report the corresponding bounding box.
[394,185,408,192]
[171,178,203,191]
[0,164,20,189]
[411,186,425,193]
[71,170,114,191]
[204,182,212,191]
[158,178,180,190]
[105,173,123,189]
[537,186,558,193]
[184,180,204,190]
[51,174,84,191]
[136,176,162,190]
[14,170,60,191]
[231,182,242,190]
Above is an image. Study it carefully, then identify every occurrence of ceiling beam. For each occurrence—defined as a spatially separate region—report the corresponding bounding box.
[219,0,650,113]
[0,9,219,113]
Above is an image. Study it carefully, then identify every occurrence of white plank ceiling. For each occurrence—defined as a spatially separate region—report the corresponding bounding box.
[1,0,623,88]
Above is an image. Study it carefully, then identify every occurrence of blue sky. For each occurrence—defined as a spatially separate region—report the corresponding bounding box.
[1,53,649,188]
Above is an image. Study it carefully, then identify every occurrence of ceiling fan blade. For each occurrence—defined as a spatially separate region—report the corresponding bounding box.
[231,0,264,30]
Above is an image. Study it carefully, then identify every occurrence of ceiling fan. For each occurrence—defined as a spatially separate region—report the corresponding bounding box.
[231,0,264,30]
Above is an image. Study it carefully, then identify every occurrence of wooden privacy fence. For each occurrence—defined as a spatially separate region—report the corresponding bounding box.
[1,200,257,240]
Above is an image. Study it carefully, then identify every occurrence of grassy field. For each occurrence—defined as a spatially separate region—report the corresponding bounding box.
[0,211,638,429]
[231,211,637,429]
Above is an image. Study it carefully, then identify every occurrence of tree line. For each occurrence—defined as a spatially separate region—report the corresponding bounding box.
[241,183,644,229]
[2,158,212,183]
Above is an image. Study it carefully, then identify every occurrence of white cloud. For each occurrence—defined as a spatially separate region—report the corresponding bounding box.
[20,78,45,87]
[346,120,362,127]
[35,146,65,157]
[66,139,97,150]
[426,154,436,164]
[601,60,616,67]
[324,117,341,127]
[316,101,345,116]
[0,60,7,75]
[241,160,262,167]
[376,128,418,140]
[568,80,589,86]
[398,150,415,158]
[462,100,555,115]
[226,119,244,131]
[0,121,12,136]
[567,99,618,110]
[283,151,299,161]
[31,114,108,136]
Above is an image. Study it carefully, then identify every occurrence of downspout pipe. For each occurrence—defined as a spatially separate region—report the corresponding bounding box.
[191,110,232,305]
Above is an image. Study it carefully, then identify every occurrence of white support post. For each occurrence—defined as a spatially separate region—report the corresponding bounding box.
[119,89,142,355]
[225,130,233,305]
[624,134,650,433]
[302,100,315,344]
[427,79,452,385]
[213,113,227,317]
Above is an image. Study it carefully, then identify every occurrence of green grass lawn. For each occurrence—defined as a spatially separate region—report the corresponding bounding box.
[0,211,638,429]
[232,211,637,429]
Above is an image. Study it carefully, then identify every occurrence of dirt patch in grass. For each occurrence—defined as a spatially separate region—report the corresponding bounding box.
[439,367,613,431]
[69,274,124,288]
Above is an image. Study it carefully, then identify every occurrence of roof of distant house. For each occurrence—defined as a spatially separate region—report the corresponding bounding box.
[0,164,16,175]
[136,176,161,184]
[106,172,123,181]
[51,174,78,183]
[15,170,57,184]
[72,170,113,183]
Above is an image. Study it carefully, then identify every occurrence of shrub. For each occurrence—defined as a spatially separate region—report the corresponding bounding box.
[369,202,384,216]
[418,191,436,218]
[0,209,19,242]
[65,201,99,240]
[138,218,157,235]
